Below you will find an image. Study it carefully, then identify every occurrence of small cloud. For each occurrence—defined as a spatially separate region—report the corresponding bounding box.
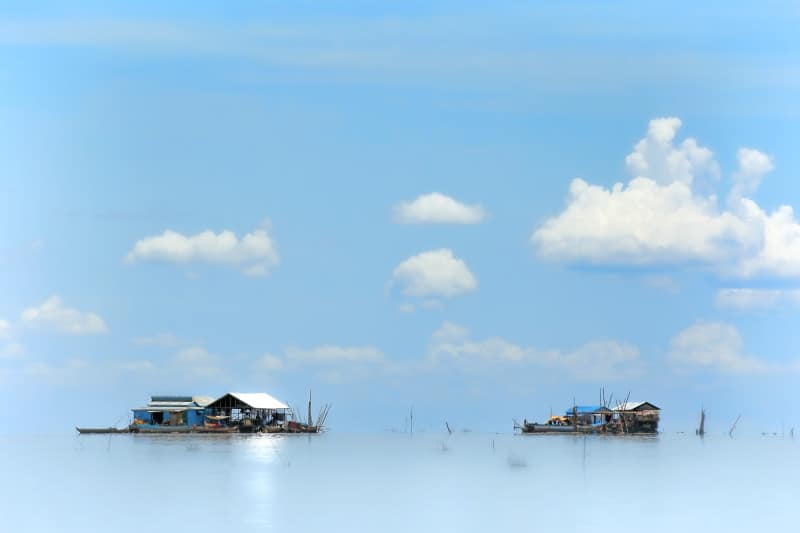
[175,346,224,379]
[125,224,279,276]
[392,249,478,298]
[641,275,680,293]
[1,341,25,359]
[286,345,384,364]
[731,148,774,198]
[0,319,10,339]
[256,353,284,371]
[398,303,416,313]
[118,360,157,373]
[668,321,770,374]
[133,332,184,347]
[715,288,800,311]
[428,322,642,381]
[393,192,485,224]
[20,296,107,335]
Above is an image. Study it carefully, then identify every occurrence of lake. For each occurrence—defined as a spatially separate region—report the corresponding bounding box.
[0,431,796,532]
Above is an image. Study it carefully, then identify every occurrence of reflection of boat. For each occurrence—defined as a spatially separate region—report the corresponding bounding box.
[76,427,130,434]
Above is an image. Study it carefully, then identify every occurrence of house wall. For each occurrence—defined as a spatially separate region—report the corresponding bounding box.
[187,409,205,427]
[132,410,152,423]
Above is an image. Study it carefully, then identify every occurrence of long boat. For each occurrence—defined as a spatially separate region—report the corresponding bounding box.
[131,425,193,434]
[519,422,598,434]
[76,427,131,434]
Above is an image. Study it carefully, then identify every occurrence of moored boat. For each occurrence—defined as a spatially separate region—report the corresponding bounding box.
[76,427,130,434]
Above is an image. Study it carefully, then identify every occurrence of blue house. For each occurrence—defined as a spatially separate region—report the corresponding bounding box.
[564,405,613,426]
[131,395,213,429]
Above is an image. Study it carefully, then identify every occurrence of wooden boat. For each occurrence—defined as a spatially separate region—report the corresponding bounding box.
[518,422,599,434]
[76,427,130,434]
[131,425,193,434]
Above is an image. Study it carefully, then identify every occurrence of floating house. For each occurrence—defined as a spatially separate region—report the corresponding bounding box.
[204,392,290,432]
[518,400,660,434]
[565,406,613,427]
[613,401,660,433]
[131,395,214,432]
[118,391,319,434]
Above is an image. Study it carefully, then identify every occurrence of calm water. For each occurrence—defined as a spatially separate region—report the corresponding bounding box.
[0,431,796,532]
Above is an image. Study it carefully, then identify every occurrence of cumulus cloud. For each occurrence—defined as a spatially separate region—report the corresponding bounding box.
[0,319,9,339]
[286,345,384,363]
[532,117,800,279]
[624,117,719,185]
[393,249,478,298]
[125,225,279,276]
[731,148,774,198]
[715,288,800,311]
[21,296,107,335]
[393,192,485,224]
[429,322,642,381]
[668,322,770,374]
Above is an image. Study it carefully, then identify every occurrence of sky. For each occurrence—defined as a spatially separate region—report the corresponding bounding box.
[2,0,800,433]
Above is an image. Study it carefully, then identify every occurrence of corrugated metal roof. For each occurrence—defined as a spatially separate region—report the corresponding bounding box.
[132,406,194,412]
[614,401,660,411]
[192,396,214,407]
[227,392,289,410]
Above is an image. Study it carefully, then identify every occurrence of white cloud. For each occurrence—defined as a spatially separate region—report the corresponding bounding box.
[393,192,485,224]
[715,288,800,311]
[393,249,478,298]
[732,148,774,198]
[398,303,416,313]
[133,332,184,347]
[286,345,384,363]
[175,346,224,379]
[256,353,285,371]
[624,117,719,185]
[21,296,107,335]
[0,341,25,359]
[533,177,757,266]
[429,322,642,381]
[531,117,800,279]
[667,322,770,374]
[0,319,10,339]
[125,225,278,276]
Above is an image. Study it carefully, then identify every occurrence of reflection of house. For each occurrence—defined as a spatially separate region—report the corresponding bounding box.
[565,406,613,426]
[131,395,213,428]
[613,401,660,433]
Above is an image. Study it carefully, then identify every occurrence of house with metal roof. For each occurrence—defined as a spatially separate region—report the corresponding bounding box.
[204,392,290,431]
[131,395,213,430]
[612,401,660,433]
[564,405,613,426]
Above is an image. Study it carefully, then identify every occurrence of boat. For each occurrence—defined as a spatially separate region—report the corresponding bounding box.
[131,425,193,434]
[76,427,130,434]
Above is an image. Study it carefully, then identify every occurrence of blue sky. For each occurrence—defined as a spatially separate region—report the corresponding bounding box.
[2,1,800,433]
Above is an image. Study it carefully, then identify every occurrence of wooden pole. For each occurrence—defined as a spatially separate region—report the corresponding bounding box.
[308,389,312,427]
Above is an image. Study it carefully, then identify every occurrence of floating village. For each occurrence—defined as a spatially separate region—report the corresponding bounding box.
[77,391,330,435]
[77,388,662,436]
[515,400,661,435]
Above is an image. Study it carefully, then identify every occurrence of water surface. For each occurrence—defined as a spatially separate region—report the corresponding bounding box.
[0,432,796,532]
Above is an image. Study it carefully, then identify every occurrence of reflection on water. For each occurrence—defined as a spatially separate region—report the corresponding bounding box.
[0,432,797,532]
